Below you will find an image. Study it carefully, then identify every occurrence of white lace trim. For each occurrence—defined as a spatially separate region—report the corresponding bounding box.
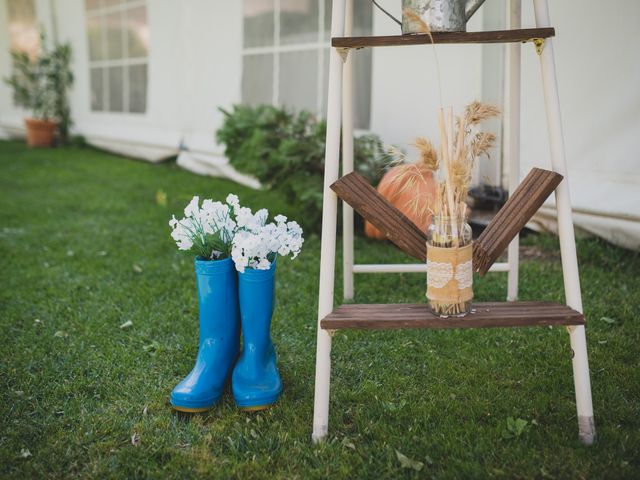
[426,261,453,288]
[454,260,473,289]
[427,260,473,290]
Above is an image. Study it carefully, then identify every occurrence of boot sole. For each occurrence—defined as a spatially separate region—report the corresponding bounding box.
[172,405,211,413]
[235,391,281,411]
[239,404,272,412]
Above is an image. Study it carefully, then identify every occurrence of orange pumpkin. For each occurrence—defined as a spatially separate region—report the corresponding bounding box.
[365,164,437,240]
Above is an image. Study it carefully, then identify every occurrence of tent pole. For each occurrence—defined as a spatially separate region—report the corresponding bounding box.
[533,0,595,445]
[506,0,521,301]
[342,0,355,301]
[312,0,346,443]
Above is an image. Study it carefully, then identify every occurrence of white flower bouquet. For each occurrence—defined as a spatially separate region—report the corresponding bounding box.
[169,194,303,271]
[169,195,237,260]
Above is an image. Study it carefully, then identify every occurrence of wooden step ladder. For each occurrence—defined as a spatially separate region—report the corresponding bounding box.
[312,0,595,445]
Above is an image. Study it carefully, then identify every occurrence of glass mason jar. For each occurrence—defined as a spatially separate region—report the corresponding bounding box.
[426,214,473,316]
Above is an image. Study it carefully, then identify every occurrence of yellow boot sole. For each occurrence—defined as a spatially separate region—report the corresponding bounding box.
[240,404,271,412]
[172,406,210,413]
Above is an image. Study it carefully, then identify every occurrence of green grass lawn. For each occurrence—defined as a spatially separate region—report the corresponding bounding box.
[1,140,639,479]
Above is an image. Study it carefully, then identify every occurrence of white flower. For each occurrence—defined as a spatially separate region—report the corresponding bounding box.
[256,258,271,270]
[171,195,239,259]
[235,207,253,229]
[255,208,269,226]
[226,194,240,208]
[230,211,304,272]
[170,194,303,267]
[184,196,200,218]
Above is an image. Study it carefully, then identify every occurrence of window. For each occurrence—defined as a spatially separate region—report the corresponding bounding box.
[242,0,372,129]
[7,0,39,59]
[6,0,40,106]
[85,0,149,114]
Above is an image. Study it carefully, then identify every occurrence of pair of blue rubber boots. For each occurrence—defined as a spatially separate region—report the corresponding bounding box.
[170,257,282,412]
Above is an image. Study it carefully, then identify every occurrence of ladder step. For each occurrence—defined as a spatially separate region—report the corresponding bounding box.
[351,262,509,273]
[332,28,555,49]
[321,301,583,330]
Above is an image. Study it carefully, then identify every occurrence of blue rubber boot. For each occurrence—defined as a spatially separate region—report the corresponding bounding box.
[232,260,282,410]
[170,257,240,412]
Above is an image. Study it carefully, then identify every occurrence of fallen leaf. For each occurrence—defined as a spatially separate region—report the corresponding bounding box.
[66,250,74,257]
[15,390,24,396]
[142,406,148,416]
[97,250,108,257]
[502,417,529,439]
[133,264,143,274]
[54,331,68,338]
[131,433,141,446]
[119,320,133,329]
[19,448,31,458]
[143,341,159,353]
[396,450,424,471]
[156,190,168,207]
[601,316,616,324]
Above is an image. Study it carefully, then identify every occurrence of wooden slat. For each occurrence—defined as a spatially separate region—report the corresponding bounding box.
[331,171,428,262]
[332,168,561,270]
[332,28,555,49]
[474,168,563,275]
[321,301,584,330]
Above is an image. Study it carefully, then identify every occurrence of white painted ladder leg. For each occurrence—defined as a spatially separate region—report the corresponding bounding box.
[312,0,346,443]
[533,0,595,445]
[505,0,521,301]
[342,0,355,301]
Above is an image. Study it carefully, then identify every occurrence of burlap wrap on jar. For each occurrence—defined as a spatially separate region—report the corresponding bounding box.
[426,243,473,304]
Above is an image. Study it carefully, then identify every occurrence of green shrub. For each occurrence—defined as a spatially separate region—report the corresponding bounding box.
[216,104,386,233]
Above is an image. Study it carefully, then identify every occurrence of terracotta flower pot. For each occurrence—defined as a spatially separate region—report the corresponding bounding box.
[24,118,57,148]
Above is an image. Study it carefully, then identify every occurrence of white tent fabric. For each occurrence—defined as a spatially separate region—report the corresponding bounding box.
[517,1,640,250]
[0,0,637,249]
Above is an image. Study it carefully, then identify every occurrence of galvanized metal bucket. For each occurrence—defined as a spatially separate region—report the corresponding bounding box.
[371,0,487,34]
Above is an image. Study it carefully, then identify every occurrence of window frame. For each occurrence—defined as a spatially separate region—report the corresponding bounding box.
[85,0,149,115]
[6,0,40,60]
[242,0,329,117]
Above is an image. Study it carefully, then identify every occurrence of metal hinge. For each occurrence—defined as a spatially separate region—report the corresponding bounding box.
[336,47,350,62]
[532,38,545,55]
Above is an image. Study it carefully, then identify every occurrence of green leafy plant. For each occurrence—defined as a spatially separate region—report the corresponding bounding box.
[4,33,74,143]
[501,417,530,439]
[216,104,387,233]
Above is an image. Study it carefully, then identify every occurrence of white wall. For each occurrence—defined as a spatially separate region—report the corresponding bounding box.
[369,1,484,161]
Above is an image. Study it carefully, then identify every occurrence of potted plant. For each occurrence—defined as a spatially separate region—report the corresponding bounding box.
[168,194,303,412]
[4,35,74,147]
[228,197,304,411]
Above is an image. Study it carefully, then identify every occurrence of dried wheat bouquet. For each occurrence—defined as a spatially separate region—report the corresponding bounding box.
[386,101,500,245]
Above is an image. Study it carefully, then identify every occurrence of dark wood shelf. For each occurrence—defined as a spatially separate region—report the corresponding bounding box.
[332,27,555,49]
[321,301,583,330]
